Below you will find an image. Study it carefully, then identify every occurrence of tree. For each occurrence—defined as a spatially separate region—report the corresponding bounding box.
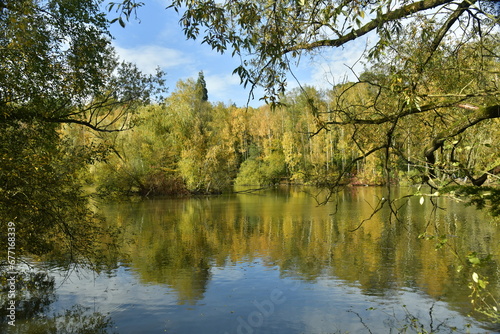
[93,104,189,198]
[196,71,209,102]
[322,22,500,191]
[168,79,238,193]
[95,77,239,196]
[0,0,165,264]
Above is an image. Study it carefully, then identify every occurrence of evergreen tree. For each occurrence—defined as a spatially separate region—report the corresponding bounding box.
[196,71,208,102]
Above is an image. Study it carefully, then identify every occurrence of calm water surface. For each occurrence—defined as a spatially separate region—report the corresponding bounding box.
[3,187,500,333]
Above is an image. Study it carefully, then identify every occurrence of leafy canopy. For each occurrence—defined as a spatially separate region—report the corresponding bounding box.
[0,0,165,265]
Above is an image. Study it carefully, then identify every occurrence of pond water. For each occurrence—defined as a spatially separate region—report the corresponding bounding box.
[3,187,500,333]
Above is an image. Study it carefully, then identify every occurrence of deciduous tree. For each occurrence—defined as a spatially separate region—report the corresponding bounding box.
[0,0,165,263]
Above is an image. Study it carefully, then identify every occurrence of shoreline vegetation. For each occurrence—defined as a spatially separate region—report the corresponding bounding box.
[85,75,499,201]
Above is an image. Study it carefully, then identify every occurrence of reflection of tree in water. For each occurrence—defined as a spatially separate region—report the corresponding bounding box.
[0,270,114,334]
[104,190,499,323]
[135,226,213,305]
[0,272,55,321]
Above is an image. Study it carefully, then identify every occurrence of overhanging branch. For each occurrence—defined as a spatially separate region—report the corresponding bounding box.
[42,117,130,132]
[327,103,439,125]
[285,0,453,53]
[424,104,500,182]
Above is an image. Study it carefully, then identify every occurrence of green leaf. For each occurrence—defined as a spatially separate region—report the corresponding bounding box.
[468,255,481,265]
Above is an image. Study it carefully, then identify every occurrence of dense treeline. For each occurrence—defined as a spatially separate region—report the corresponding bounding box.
[87,55,499,197]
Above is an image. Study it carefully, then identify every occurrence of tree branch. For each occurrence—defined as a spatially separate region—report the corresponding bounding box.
[42,117,129,132]
[468,165,500,186]
[285,0,453,53]
[420,0,477,70]
[424,104,500,180]
[327,103,439,125]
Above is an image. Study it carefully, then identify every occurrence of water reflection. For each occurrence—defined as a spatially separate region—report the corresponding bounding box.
[0,269,114,333]
[96,187,498,332]
[3,187,499,333]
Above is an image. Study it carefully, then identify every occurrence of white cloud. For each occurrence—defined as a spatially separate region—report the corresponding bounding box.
[113,44,193,75]
[204,72,257,106]
[205,73,240,94]
[309,40,370,88]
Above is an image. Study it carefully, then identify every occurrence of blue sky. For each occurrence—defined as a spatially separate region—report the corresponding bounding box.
[107,1,371,107]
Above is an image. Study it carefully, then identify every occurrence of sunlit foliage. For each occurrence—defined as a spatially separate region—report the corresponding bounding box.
[0,0,165,263]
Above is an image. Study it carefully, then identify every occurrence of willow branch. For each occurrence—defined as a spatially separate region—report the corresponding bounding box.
[285,0,452,53]
[424,104,500,179]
